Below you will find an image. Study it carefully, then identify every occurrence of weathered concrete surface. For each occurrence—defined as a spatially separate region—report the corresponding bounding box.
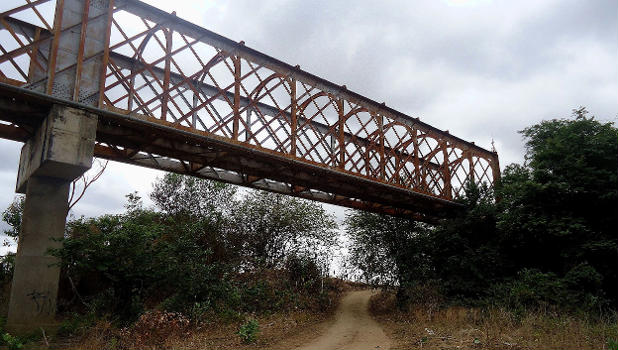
[7,105,96,334]
[16,105,97,193]
[6,177,70,334]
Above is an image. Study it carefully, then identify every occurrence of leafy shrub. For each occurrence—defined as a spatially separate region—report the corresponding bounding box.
[1,174,342,339]
[396,282,444,312]
[490,267,608,312]
[237,319,259,343]
[285,254,322,291]
[0,254,14,286]
[57,312,97,337]
[1,333,23,350]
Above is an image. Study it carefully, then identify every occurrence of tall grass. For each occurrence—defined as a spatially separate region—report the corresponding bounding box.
[371,291,617,350]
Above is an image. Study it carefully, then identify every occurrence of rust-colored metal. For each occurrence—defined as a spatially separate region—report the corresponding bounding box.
[45,0,63,94]
[161,23,172,121]
[337,98,344,168]
[233,56,241,139]
[26,27,42,81]
[0,0,500,221]
[73,0,90,101]
[289,77,297,156]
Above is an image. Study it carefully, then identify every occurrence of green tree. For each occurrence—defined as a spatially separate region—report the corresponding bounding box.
[232,191,338,269]
[0,196,23,285]
[497,108,618,304]
[150,174,240,264]
[345,211,431,287]
[1,196,24,241]
[53,193,230,320]
[344,108,618,310]
[429,182,505,301]
[150,173,237,219]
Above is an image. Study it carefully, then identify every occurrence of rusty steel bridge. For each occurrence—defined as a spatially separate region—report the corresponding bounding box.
[0,0,499,222]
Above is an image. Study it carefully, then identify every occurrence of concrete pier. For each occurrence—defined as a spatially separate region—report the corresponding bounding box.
[6,105,96,334]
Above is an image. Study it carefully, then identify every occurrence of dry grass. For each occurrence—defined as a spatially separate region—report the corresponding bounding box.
[65,309,330,350]
[46,279,355,349]
[370,291,618,350]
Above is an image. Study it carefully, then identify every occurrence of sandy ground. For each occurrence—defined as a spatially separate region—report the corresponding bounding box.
[272,290,392,350]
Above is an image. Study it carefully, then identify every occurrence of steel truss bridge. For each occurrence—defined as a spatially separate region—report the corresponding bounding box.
[0,0,499,222]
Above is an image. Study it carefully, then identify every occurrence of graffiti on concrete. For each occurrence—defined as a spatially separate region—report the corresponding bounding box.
[26,289,53,315]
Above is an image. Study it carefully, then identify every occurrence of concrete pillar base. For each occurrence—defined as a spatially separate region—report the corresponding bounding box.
[6,176,70,334]
[6,105,96,335]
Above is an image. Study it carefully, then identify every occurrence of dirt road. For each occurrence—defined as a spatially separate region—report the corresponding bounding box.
[290,290,391,350]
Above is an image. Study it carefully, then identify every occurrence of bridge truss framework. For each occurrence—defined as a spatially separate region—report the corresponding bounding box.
[0,0,499,221]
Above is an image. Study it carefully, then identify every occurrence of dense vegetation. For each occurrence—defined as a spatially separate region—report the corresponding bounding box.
[0,107,615,348]
[347,108,618,313]
[1,174,340,337]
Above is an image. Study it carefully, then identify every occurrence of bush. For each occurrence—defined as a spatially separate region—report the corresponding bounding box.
[490,267,608,313]
[237,319,259,343]
[0,174,343,342]
[57,312,97,337]
[0,254,14,287]
[395,282,444,312]
[285,254,323,292]
[1,333,23,350]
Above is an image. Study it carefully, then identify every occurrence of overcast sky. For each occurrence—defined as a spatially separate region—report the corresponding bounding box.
[1,0,617,252]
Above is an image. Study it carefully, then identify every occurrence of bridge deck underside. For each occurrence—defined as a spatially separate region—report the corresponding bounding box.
[0,84,459,222]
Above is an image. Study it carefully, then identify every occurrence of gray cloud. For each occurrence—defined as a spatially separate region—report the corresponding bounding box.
[190,0,617,165]
[0,139,21,172]
[0,0,616,225]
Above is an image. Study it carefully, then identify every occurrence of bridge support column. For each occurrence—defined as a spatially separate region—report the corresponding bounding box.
[7,105,97,334]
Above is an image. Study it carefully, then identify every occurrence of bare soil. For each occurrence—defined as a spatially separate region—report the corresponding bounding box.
[273,290,392,350]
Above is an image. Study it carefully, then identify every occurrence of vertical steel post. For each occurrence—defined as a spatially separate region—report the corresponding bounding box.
[378,114,385,180]
[245,108,252,142]
[98,0,114,108]
[233,56,241,139]
[413,130,420,190]
[161,26,172,120]
[290,78,297,156]
[192,93,198,128]
[441,141,452,199]
[72,0,90,101]
[337,98,345,169]
[491,153,501,186]
[45,0,64,94]
[467,150,474,184]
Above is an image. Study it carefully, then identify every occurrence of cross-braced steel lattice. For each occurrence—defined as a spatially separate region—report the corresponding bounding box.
[0,0,500,222]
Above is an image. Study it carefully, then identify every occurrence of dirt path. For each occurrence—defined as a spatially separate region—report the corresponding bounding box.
[275,290,391,350]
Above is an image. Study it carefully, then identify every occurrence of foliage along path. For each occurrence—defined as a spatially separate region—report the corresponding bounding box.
[275,290,391,350]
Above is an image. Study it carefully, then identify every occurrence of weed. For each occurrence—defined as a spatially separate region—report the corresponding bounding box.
[58,312,96,337]
[1,333,23,350]
[237,318,259,343]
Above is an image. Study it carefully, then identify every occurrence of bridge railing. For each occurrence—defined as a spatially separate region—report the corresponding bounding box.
[0,0,499,202]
